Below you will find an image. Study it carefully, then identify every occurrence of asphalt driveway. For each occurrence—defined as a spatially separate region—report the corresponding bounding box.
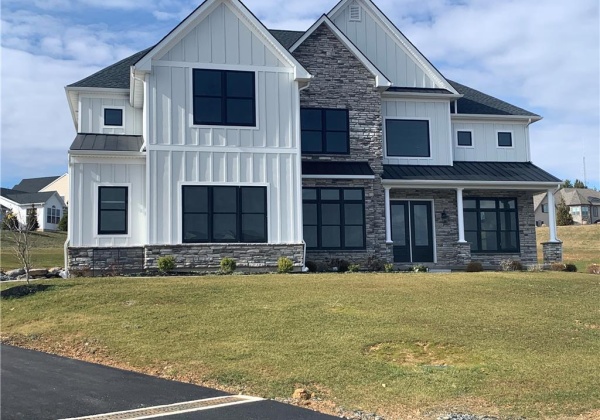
[0,344,336,419]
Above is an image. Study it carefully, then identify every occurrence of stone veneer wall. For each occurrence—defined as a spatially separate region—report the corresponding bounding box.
[293,23,390,266]
[542,241,563,264]
[68,244,304,273]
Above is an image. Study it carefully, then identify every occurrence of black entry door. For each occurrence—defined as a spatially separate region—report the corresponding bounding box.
[391,201,434,263]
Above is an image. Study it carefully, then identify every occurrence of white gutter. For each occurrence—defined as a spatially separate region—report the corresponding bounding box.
[297,80,311,272]
[451,114,543,123]
[381,179,562,190]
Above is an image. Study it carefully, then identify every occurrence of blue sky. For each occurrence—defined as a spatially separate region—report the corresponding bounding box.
[1,0,599,189]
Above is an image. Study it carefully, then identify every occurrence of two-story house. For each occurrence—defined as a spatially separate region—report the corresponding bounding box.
[65,0,563,273]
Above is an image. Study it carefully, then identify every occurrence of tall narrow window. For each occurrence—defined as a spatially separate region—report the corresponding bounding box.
[98,187,127,235]
[193,69,255,126]
[182,186,267,243]
[464,198,519,253]
[301,108,349,154]
[386,119,430,157]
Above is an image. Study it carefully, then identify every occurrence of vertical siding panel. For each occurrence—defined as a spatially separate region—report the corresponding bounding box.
[265,72,278,147]
[253,154,264,182]
[226,153,237,182]
[254,72,266,147]
[183,27,199,62]
[240,153,252,182]
[213,128,226,146]
[279,73,292,148]
[251,33,265,66]
[155,66,171,145]
[224,5,239,64]
[172,151,184,242]
[240,129,253,147]
[238,22,252,65]
[199,129,211,146]
[199,152,211,182]
[169,41,184,61]
[213,152,226,182]
[198,17,212,62]
[210,4,226,64]
[171,67,186,145]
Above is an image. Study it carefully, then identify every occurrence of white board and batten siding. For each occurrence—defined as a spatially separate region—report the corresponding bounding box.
[382,99,452,166]
[331,0,440,89]
[79,95,143,135]
[452,121,529,162]
[146,1,302,245]
[69,160,146,247]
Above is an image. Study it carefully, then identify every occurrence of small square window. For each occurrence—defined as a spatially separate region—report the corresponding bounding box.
[498,132,513,147]
[457,131,472,147]
[104,108,123,126]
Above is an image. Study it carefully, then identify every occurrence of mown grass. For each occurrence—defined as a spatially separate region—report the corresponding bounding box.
[2,272,599,418]
[537,225,600,271]
[0,230,66,270]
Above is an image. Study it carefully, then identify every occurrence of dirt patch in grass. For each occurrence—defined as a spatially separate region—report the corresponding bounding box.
[1,284,54,299]
[365,341,475,368]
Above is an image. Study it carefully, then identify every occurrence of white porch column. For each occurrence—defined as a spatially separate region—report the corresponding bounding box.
[385,186,392,243]
[456,187,466,243]
[547,188,558,242]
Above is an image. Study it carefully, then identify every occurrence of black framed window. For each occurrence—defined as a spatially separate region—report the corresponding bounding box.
[498,132,513,147]
[386,119,430,157]
[301,108,349,154]
[46,206,60,224]
[302,188,365,250]
[464,198,519,253]
[182,186,266,243]
[104,108,123,126]
[541,204,548,213]
[98,187,127,235]
[457,131,472,146]
[193,69,255,126]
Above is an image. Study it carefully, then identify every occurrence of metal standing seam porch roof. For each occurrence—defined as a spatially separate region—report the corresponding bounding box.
[383,161,561,183]
[70,134,144,152]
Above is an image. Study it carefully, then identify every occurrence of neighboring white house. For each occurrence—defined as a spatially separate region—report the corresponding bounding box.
[534,188,600,226]
[65,0,562,273]
[0,188,66,231]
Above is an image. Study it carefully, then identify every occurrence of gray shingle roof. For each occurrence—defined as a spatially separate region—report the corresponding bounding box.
[302,161,374,176]
[68,48,153,89]
[449,80,539,117]
[70,134,144,152]
[383,161,561,183]
[269,29,305,49]
[13,176,60,193]
[1,188,57,205]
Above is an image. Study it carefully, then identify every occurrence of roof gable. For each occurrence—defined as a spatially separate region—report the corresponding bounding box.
[0,188,61,206]
[328,0,458,93]
[290,15,391,88]
[13,176,61,193]
[134,0,310,80]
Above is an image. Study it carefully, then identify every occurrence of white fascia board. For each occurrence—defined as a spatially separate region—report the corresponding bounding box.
[302,175,376,180]
[66,87,130,94]
[133,0,311,81]
[290,15,391,88]
[64,88,79,130]
[382,91,463,100]
[381,179,562,191]
[328,0,458,94]
[451,114,543,123]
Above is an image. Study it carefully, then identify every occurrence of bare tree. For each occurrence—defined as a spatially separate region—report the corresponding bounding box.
[6,209,37,284]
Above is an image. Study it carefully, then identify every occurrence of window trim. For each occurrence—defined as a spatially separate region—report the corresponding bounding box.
[463,197,520,254]
[302,187,366,250]
[96,185,129,236]
[179,182,269,244]
[384,117,433,159]
[456,129,474,148]
[190,68,258,129]
[300,107,350,155]
[102,106,125,129]
[496,130,514,148]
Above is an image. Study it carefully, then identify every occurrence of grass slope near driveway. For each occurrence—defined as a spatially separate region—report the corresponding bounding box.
[2,272,599,419]
[0,231,66,270]
[537,225,600,271]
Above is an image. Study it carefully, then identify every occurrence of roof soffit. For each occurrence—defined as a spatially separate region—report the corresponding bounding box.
[327,0,458,94]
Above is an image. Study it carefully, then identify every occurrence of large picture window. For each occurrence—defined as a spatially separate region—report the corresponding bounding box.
[193,69,256,126]
[46,206,60,224]
[182,186,267,243]
[386,119,430,157]
[98,187,128,235]
[301,108,349,154]
[303,188,365,250]
[464,198,519,253]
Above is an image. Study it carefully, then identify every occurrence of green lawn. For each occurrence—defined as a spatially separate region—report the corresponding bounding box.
[537,225,600,271]
[2,272,599,419]
[0,230,66,270]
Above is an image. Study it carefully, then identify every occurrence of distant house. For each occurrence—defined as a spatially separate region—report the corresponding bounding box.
[0,187,66,231]
[534,188,600,226]
[13,174,70,205]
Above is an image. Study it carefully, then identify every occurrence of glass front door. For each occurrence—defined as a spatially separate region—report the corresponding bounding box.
[391,201,434,263]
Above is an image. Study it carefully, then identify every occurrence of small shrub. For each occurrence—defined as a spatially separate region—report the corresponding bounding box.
[347,264,360,273]
[500,259,524,272]
[587,264,600,275]
[157,256,176,273]
[220,257,236,274]
[384,263,395,273]
[465,261,483,272]
[410,264,428,273]
[315,262,329,273]
[550,262,566,271]
[277,257,294,274]
[305,261,317,273]
[527,264,545,272]
[564,263,578,272]
[329,258,349,273]
[57,212,68,231]
[366,255,385,272]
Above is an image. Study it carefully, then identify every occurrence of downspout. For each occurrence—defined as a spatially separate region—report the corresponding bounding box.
[298,80,311,272]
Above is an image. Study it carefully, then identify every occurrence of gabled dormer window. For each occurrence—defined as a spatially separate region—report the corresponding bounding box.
[301,108,349,154]
[193,69,256,127]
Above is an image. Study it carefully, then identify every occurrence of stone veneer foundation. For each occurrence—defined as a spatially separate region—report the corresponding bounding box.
[68,244,305,274]
[541,241,563,264]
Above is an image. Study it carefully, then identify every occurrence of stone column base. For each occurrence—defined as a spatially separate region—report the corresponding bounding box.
[542,241,563,264]
[455,242,471,266]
